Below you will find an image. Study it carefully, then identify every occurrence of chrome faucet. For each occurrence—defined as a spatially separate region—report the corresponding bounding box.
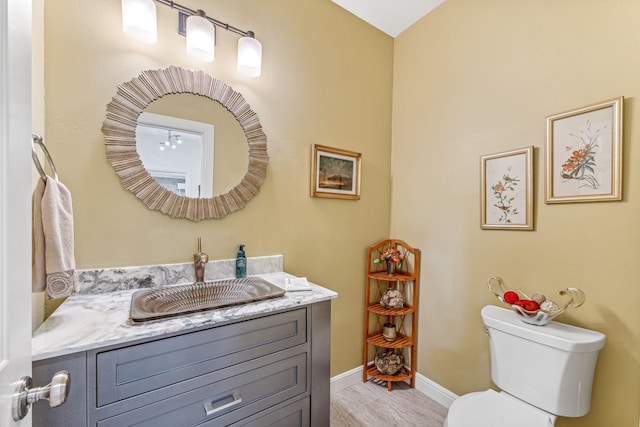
[194,237,209,283]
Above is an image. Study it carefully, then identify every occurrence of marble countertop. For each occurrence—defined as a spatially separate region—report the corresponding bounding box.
[32,272,337,361]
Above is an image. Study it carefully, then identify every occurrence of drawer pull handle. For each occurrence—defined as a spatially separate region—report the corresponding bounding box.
[204,392,243,416]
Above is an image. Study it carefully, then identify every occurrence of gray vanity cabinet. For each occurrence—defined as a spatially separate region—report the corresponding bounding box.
[33,301,330,427]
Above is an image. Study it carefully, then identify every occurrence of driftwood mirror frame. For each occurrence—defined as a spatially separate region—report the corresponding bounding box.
[102,66,268,221]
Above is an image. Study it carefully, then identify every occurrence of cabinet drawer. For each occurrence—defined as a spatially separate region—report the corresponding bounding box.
[96,352,307,427]
[226,397,310,427]
[96,308,307,407]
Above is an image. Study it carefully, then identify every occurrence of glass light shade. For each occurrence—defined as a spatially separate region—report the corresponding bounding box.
[186,12,215,62]
[121,0,157,44]
[237,34,262,77]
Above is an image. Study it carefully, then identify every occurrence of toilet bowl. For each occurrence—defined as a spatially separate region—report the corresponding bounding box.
[444,390,556,427]
[444,305,605,427]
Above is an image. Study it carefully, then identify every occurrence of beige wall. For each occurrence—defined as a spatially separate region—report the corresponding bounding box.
[392,1,640,426]
[42,0,393,376]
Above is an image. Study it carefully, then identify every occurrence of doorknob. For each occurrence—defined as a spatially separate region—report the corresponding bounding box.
[12,370,70,421]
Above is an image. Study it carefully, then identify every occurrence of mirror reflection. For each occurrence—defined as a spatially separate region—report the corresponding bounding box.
[136,93,248,198]
[137,114,213,198]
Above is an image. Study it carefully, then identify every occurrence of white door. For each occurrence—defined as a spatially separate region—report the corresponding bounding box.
[0,0,34,425]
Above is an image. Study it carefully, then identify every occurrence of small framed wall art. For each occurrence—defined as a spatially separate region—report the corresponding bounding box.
[545,97,623,203]
[481,146,533,230]
[310,144,361,200]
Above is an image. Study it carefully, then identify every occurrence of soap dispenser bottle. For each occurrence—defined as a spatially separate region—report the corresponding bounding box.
[236,244,247,278]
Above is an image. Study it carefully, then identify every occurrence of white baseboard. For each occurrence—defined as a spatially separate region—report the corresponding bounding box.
[414,372,457,408]
[330,366,458,409]
[330,365,364,394]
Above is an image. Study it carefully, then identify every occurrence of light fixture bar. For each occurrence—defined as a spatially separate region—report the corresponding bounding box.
[123,0,262,76]
[154,0,251,38]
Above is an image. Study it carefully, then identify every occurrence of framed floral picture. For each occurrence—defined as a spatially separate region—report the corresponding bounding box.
[310,144,361,200]
[481,146,533,230]
[545,97,623,203]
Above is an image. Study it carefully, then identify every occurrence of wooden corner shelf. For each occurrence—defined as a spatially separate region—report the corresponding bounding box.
[366,303,415,316]
[367,271,415,282]
[362,239,421,391]
[366,333,414,348]
[365,365,413,392]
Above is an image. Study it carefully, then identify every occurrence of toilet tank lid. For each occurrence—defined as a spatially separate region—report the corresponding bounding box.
[481,305,606,352]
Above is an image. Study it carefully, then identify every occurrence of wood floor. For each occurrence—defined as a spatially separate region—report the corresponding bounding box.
[330,379,448,426]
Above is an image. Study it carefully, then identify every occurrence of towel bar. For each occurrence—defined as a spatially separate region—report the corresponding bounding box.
[31,134,58,181]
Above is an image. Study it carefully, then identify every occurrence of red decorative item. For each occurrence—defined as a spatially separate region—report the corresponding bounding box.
[512,299,539,311]
[503,291,519,304]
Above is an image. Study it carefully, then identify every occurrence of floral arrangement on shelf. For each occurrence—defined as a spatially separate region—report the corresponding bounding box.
[374,246,406,266]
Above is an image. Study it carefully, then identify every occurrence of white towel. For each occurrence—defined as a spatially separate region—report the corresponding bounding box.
[32,176,77,299]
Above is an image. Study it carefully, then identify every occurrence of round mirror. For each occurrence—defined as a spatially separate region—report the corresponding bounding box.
[102,66,268,221]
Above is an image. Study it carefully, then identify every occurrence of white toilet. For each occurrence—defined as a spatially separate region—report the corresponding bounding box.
[444,305,605,427]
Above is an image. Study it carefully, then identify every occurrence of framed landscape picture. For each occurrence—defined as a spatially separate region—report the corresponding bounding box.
[481,146,533,230]
[545,97,623,203]
[310,144,361,200]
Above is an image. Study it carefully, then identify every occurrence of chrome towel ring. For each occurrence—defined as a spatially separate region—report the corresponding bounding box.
[31,134,58,181]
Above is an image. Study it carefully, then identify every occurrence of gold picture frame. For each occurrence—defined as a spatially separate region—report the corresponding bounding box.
[481,146,533,230]
[310,144,361,200]
[545,97,623,203]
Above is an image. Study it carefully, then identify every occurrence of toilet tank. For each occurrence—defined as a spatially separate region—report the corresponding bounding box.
[481,305,605,417]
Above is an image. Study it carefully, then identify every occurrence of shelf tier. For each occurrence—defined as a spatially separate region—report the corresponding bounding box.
[366,333,414,349]
[365,365,412,384]
[366,303,414,316]
[367,271,415,282]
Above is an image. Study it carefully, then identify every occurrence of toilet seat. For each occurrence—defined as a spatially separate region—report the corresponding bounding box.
[445,389,556,427]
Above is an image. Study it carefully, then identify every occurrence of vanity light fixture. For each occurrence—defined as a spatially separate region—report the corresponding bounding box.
[237,31,262,77]
[186,10,215,62]
[121,0,157,44]
[121,0,263,77]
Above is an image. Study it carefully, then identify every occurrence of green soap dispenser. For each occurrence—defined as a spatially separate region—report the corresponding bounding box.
[236,244,247,278]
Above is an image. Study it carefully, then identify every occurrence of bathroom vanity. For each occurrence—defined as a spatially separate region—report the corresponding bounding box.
[31,265,337,427]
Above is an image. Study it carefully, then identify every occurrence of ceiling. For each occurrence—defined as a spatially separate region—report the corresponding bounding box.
[331,0,445,37]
